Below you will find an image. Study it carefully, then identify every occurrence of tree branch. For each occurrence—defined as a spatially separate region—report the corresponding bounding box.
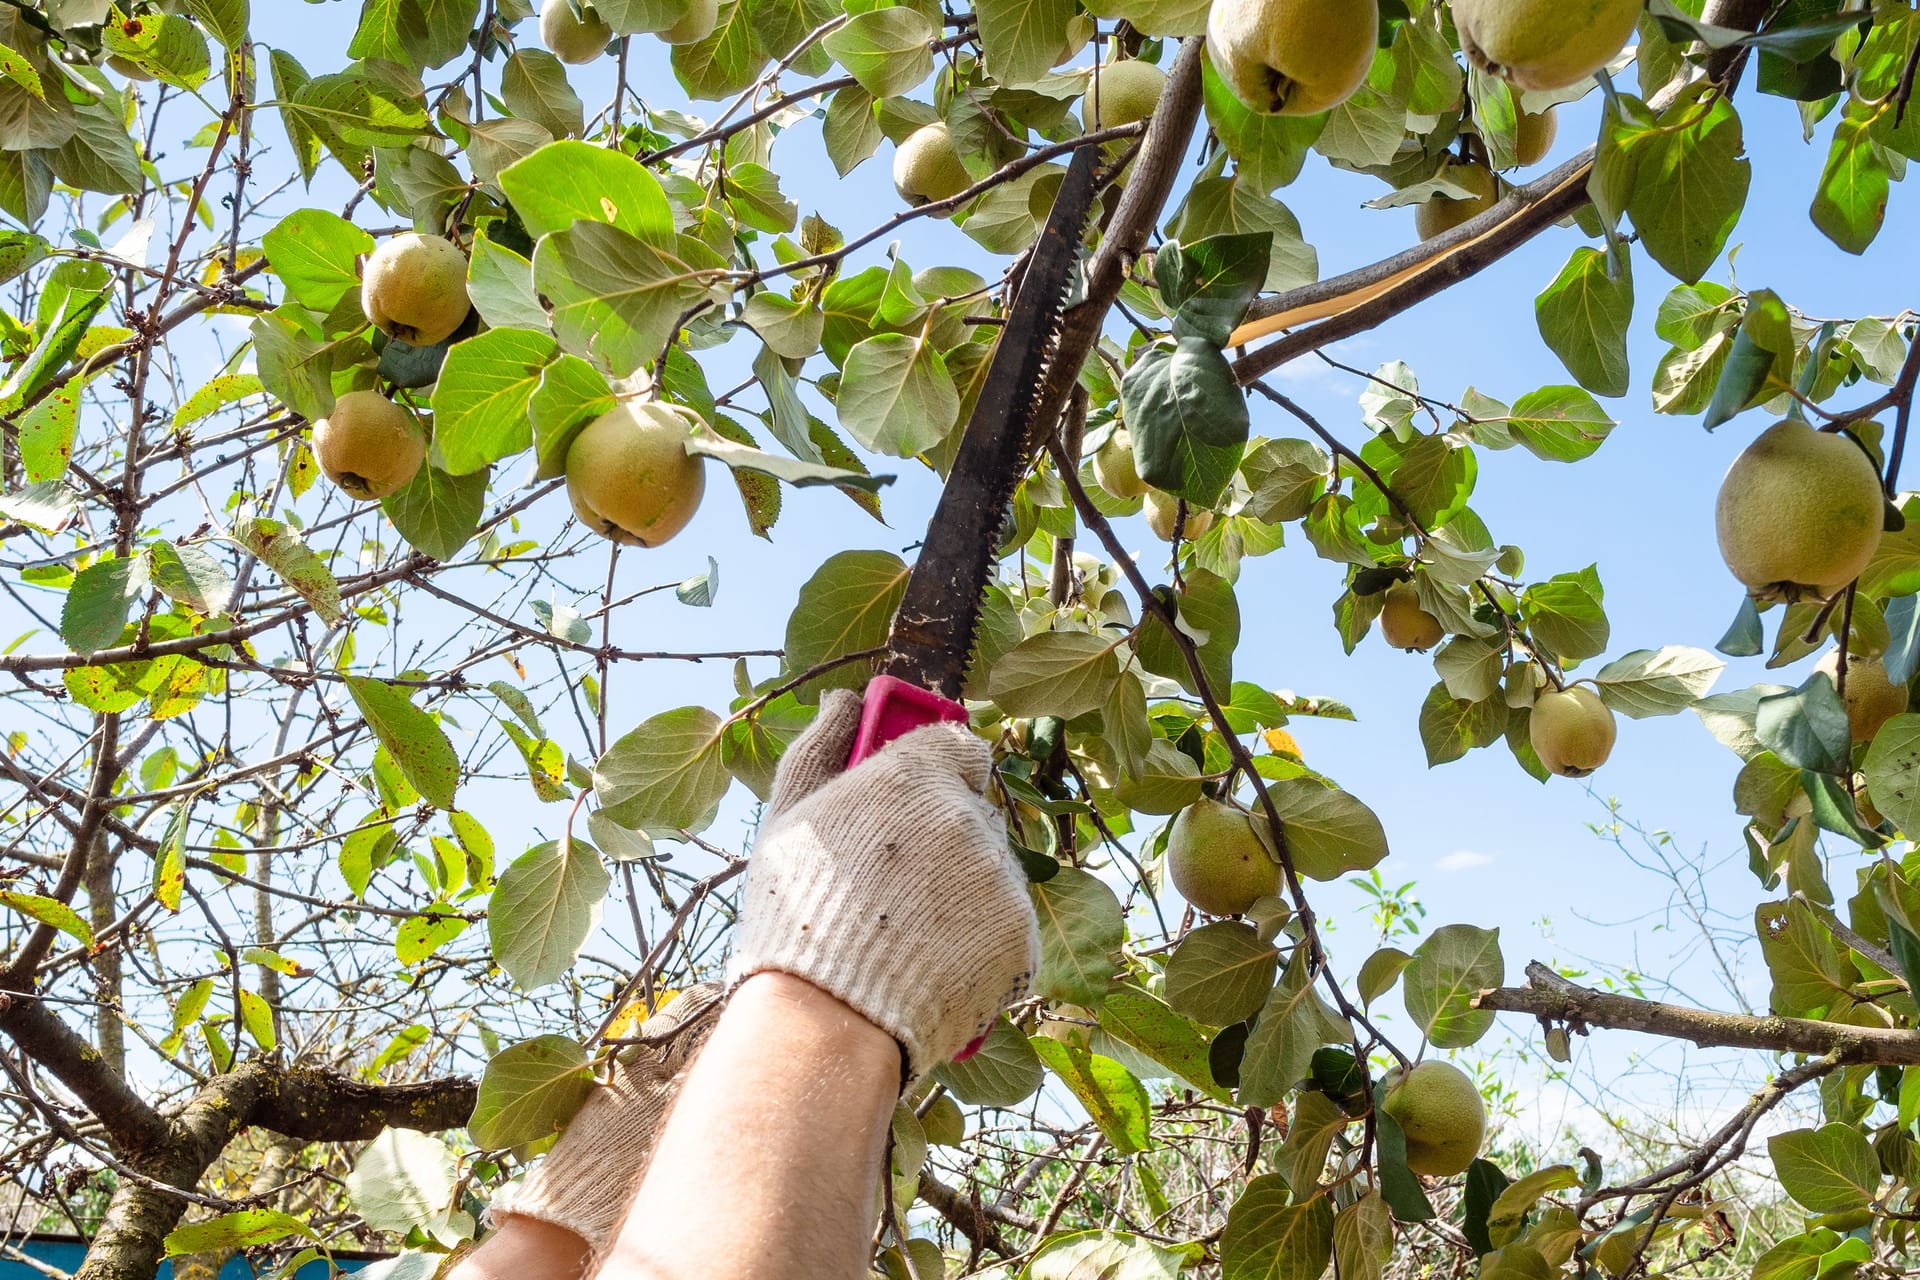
[1476,961,1920,1064]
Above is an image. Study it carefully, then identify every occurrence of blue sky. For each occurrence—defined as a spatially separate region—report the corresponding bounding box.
[111,9,1920,1122]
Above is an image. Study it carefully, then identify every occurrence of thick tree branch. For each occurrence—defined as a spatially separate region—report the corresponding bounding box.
[1229,0,1773,383]
[248,1064,477,1142]
[1476,961,1920,1064]
[0,993,170,1156]
[1027,37,1205,436]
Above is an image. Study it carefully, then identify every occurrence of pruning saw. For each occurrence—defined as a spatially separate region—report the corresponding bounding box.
[846,146,1104,765]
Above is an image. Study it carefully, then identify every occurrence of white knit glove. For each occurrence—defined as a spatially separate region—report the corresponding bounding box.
[727,688,1040,1088]
[491,984,723,1256]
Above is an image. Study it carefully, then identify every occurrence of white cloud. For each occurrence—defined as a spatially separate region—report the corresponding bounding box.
[1436,850,1493,872]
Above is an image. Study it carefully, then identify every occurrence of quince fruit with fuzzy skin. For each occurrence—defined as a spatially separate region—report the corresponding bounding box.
[362,234,472,348]
[1094,427,1149,499]
[1716,419,1885,602]
[1415,162,1499,240]
[1529,685,1616,777]
[314,391,426,501]
[1380,581,1444,651]
[1082,60,1167,129]
[566,402,707,547]
[1451,0,1641,92]
[542,1,612,63]
[1167,798,1280,917]
[1513,108,1558,166]
[1207,0,1379,116]
[893,124,973,209]
[1813,649,1910,743]
[661,0,718,45]
[1381,1060,1485,1177]
[1144,488,1214,541]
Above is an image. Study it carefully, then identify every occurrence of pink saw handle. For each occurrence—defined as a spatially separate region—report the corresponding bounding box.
[847,674,969,766]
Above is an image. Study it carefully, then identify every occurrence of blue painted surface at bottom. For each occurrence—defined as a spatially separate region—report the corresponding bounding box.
[4,1236,383,1278]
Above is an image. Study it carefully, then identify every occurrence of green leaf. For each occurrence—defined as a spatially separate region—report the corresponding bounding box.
[232,517,342,626]
[823,84,881,177]
[396,906,469,965]
[780,549,908,702]
[1495,386,1617,463]
[1332,1192,1395,1280]
[467,231,548,334]
[1418,682,1505,767]
[529,353,616,479]
[346,1128,458,1238]
[488,837,609,990]
[1864,713,1920,834]
[685,426,894,493]
[837,332,959,457]
[429,326,555,475]
[1031,1036,1151,1153]
[1811,101,1889,255]
[501,49,585,139]
[989,630,1122,719]
[593,706,730,833]
[932,1016,1044,1106]
[164,1211,314,1257]
[1704,288,1794,430]
[1403,923,1504,1049]
[498,140,676,244]
[1621,89,1751,284]
[469,1034,595,1149]
[174,373,266,432]
[821,7,935,98]
[1534,247,1632,398]
[344,676,460,810]
[1097,988,1228,1099]
[1031,866,1124,1005]
[1593,646,1725,718]
[1124,337,1249,508]
[1220,1174,1335,1280]
[1757,674,1851,774]
[1768,1124,1881,1212]
[1239,947,1348,1107]
[672,0,768,99]
[263,208,374,314]
[1027,1231,1187,1280]
[1109,739,1205,815]
[1159,924,1282,1028]
[534,221,726,378]
[62,555,149,653]
[1200,54,1324,194]
[1523,565,1608,661]
[382,463,486,562]
[1164,176,1319,294]
[974,0,1072,85]
[742,291,825,361]
[1261,778,1389,882]
[1486,1165,1578,1247]
[0,890,93,946]
[238,988,276,1050]
[1239,437,1330,523]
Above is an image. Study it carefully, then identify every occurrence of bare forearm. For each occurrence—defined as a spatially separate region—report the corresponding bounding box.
[451,1216,593,1280]
[596,972,900,1280]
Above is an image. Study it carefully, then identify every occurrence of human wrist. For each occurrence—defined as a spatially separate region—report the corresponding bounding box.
[731,972,900,1075]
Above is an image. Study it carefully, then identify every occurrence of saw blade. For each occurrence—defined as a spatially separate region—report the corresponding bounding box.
[879,147,1103,699]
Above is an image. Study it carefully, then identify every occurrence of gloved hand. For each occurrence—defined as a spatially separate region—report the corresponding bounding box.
[727,688,1040,1088]
[491,984,723,1256]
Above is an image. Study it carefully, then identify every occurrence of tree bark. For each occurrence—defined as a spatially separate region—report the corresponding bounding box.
[1476,961,1920,1064]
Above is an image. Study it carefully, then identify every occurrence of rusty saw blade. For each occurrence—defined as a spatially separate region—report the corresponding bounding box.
[878,147,1102,700]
